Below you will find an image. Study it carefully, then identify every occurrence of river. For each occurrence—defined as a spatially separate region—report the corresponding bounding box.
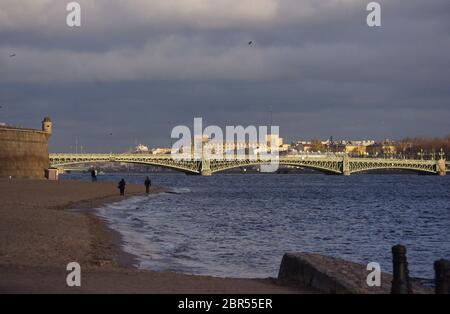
[62,172,450,279]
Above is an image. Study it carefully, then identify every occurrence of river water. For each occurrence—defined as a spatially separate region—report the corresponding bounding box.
[62,172,450,279]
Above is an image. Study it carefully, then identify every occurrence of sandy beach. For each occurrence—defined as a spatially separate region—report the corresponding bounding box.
[0,179,307,294]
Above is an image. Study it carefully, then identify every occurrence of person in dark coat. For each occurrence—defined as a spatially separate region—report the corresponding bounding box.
[144,176,151,194]
[118,179,126,195]
[91,169,97,182]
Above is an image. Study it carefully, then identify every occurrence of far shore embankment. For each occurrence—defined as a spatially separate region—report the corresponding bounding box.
[0,179,306,293]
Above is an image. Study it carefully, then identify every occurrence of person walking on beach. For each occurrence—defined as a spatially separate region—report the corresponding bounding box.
[118,179,126,196]
[144,176,151,194]
[91,169,97,182]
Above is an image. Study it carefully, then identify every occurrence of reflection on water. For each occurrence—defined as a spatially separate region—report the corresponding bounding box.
[63,172,450,278]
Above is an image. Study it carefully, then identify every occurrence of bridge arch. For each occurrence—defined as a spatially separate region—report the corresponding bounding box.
[121,160,200,175]
[50,159,201,175]
[349,166,437,175]
[209,160,342,175]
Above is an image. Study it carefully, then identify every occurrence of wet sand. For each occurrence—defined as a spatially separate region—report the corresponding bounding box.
[0,179,308,293]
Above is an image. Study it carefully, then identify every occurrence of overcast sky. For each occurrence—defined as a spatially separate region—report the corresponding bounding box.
[1,0,449,152]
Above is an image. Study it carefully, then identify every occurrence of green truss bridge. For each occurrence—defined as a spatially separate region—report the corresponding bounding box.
[49,153,448,176]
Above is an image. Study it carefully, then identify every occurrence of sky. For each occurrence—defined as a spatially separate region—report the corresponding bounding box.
[0,0,449,152]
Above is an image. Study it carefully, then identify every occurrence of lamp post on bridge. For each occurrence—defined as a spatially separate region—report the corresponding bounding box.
[418,149,424,160]
[439,148,445,160]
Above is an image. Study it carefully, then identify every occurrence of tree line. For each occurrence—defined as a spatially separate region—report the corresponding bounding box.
[397,135,450,158]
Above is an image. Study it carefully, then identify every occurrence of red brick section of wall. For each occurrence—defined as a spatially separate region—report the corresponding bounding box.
[0,127,50,179]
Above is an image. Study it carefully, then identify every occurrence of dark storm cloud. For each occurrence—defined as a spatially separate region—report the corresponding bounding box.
[0,0,449,151]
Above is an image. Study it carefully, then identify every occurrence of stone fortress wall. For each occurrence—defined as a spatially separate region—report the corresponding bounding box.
[0,118,52,179]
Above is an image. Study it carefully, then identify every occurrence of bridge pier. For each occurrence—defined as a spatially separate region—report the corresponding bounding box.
[342,155,351,176]
[200,159,212,176]
[201,169,212,176]
[437,159,446,176]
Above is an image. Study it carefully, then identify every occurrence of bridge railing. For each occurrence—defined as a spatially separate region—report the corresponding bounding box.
[49,153,445,162]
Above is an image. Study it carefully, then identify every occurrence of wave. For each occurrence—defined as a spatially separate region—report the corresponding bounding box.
[166,187,191,194]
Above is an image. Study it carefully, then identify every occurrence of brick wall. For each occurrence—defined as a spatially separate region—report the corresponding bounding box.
[0,127,50,179]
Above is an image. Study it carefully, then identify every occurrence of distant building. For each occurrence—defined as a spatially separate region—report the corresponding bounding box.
[343,144,367,156]
[366,140,398,157]
[151,148,172,155]
[291,139,377,155]
[203,133,288,156]
[133,144,149,153]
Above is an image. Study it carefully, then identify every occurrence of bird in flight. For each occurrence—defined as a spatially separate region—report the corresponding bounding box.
[248,41,253,46]
[9,53,16,57]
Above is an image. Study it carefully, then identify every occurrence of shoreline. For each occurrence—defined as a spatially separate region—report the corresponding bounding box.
[87,212,139,269]
[65,191,157,270]
[0,179,307,293]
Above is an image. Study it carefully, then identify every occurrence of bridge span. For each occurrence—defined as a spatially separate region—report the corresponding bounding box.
[49,153,448,176]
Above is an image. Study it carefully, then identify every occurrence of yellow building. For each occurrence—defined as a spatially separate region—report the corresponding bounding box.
[344,145,367,156]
